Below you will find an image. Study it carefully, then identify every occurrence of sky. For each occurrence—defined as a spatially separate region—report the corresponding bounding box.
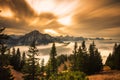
[0,0,120,39]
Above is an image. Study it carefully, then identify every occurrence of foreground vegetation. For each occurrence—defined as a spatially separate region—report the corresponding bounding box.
[88,70,120,80]
[0,27,120,80]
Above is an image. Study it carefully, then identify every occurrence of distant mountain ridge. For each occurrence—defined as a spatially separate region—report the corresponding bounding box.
[8,30,62,45]
[7,30,109,46]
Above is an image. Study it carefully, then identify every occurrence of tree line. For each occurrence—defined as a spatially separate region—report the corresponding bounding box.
[0,27,120,80]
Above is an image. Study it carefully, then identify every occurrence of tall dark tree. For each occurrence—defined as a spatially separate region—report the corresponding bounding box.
[22,41,40,80]
[72,42,78,71]
[105,53,112,67]
[77,41,89,73]
[40,59,45,75]
[10,48,21,71]
[15,48,21,70]
[20,52,26,70]
[10,48,16,69]
[49,43,57,74]
[46,42,57,78]
[0,67,14,80]
[0,27,9,66]
[0,27,14,80]
[88,41,103,74]
[57,54,67,67]
[106,43,120,70]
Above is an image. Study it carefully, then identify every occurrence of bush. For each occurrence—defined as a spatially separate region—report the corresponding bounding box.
[49,71,88,80]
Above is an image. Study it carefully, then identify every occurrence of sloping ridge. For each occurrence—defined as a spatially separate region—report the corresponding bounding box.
[17,30,61,45]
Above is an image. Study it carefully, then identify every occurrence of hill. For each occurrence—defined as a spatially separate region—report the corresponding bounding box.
[88,70,120,80]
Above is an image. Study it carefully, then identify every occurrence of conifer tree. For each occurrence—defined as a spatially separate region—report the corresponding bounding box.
[10,48,16,68]
[14,48,21,70]
[20,52,26,70]
[49,43,57,74]
[40,59,45,75]
[46,43,57,79]
[88,41,103,74]
[22,41,40,80]
[72,42,78,71]
[106,43,120,70]
[0,67,14,80]
[0,27,14,80]
[77,41,89,73]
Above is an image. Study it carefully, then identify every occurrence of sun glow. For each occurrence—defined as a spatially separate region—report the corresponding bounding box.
[57,16,72,25]
[44,29,59,35]
[0,8,14,18]
[25,0,79,25]
[25,0,79,15]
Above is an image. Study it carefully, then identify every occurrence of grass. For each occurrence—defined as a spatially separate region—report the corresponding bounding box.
[88,70,120,80]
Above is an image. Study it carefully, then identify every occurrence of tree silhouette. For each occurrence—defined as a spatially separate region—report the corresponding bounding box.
[46,42,57,79]
[72,42,78,71]
[106,43,120,70]
[22,41,40,80]
[0,27,14,80]
[88,41,103,74]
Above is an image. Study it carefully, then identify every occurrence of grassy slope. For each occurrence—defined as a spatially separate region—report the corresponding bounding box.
[88,70,120,80]
[8,65,24,80]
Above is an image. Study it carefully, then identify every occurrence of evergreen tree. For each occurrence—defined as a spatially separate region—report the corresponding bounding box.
[0,32,9,66]
[0,67,14,80]
[10,48,16,69]
[105,53,112,67]
[88,41,103,74]
[46,43,57,78]
[15,48,21,70]
[50,43,57,73]
[94,49,103,72]
[22,41,40,80]
[12,48,16,55]
[10,48,21,71]
[72,42,78,71]
[113,44,120,70]
[0,27,14,80]
[20,52,26,70]
[57,54,67,67]
[77,41,89,73]
[105,43,120,70]
[40,59,45,76]
[82,40,86,50]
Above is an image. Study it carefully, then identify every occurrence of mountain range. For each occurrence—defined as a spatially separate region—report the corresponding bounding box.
[7,30,107,46]
[7,30,62,46]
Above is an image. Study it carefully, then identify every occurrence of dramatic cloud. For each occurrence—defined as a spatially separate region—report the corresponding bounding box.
[0,0,120,39]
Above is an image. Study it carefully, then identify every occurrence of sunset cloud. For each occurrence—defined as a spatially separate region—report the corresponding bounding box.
[0,0,120,39]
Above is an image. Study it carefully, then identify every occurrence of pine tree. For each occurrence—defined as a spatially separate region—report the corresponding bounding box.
[0,67,14,80]
[22,41,40,80]
[10,48,16,69]
[105,53,112,66]
[88,41,103,74]
[0,27,14,80]
[0,28,9,66]
[49,43,57,74]
[15,48,21,70]
[106,43,120,70]
[94,49,103,72]
[40,59,45,75]
[77,41,89,73]
[20,52,26,70]
[72,42,78,71]
[12,48,16,55]
[46,43,57,78]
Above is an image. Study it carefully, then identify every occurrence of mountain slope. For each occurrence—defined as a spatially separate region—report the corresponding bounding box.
[8,30,62,45]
